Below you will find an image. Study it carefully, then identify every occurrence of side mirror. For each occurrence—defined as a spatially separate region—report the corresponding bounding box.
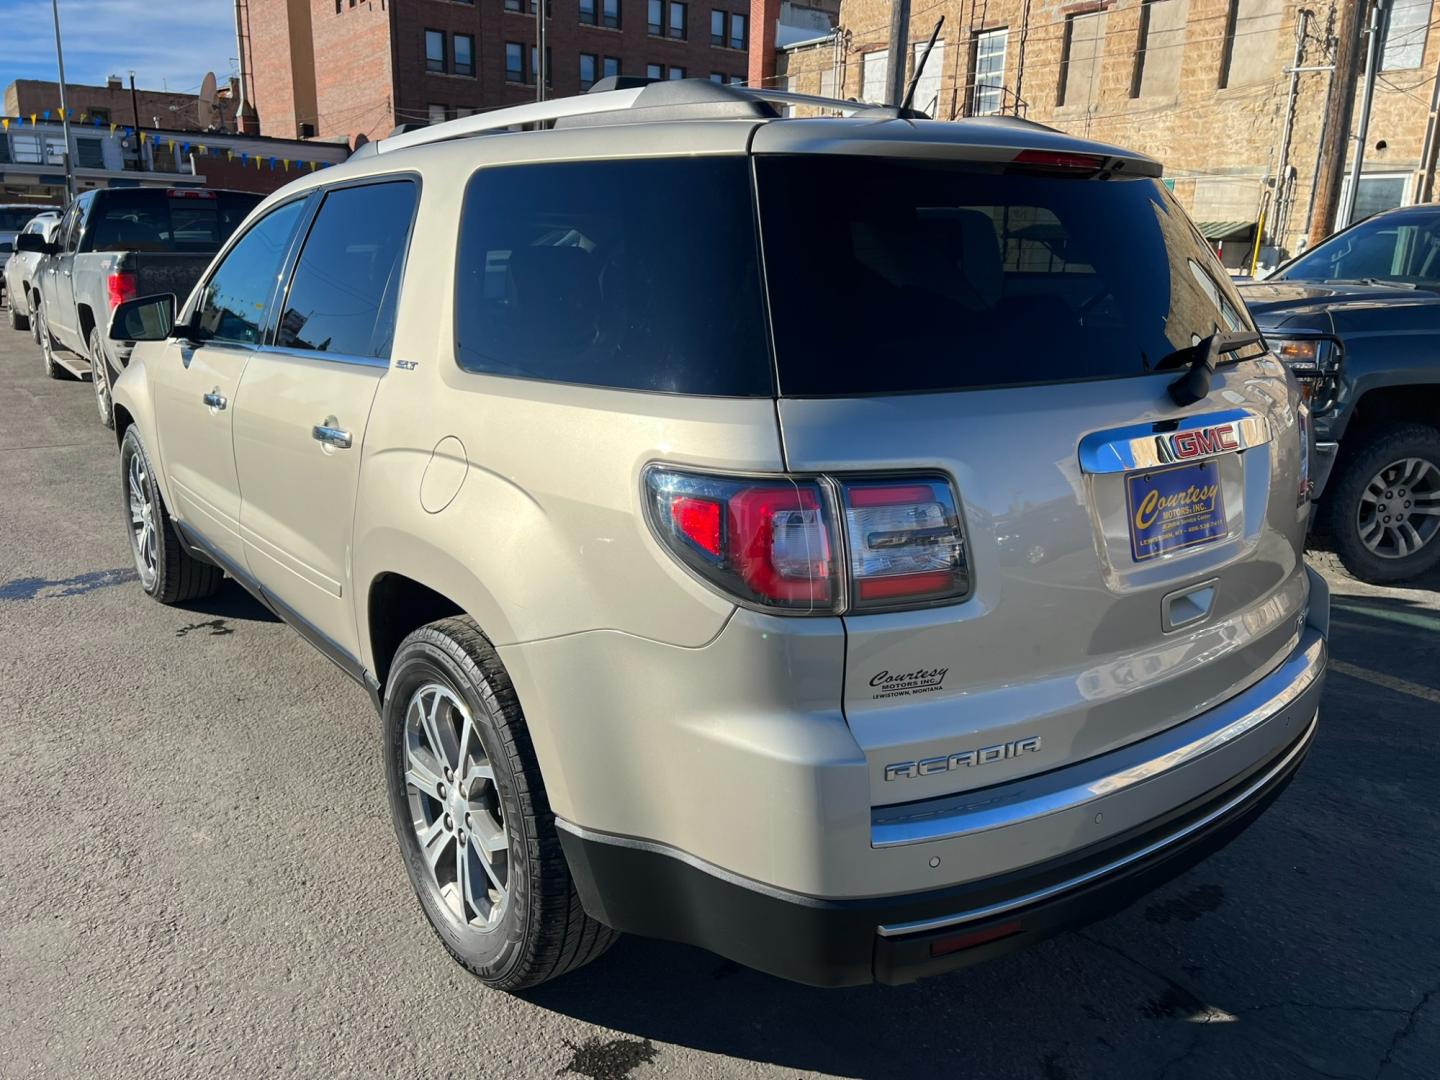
[110,293,177,342]
[15,233,56,255]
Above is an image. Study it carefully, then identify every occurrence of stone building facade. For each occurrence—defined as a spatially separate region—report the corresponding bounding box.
[776,0,1440,264]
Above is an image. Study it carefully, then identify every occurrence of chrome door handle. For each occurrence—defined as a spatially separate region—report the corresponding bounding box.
[312,421,352,449]
[202,390,227,410]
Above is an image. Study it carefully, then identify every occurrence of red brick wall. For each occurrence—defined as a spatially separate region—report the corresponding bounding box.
[5,79,238,132]
[310,0,398,142]
[194,155,333,195]
[248,0,303,137]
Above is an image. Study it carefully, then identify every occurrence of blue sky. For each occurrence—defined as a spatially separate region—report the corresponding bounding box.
[0,0,235,97]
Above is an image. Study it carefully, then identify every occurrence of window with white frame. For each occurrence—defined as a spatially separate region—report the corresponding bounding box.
[971,29,1005,114]
[1382,0,1432,70]
[861,49,888,104]
[1337,173,1412,227]
[910,39,945,116]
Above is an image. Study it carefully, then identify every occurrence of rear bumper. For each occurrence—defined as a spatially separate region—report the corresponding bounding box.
[558,572,1328,987]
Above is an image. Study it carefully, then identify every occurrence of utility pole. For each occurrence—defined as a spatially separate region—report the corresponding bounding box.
[1416,48,1440,200]
[536,0,548,101]
[1339,0,1393,227]
[129,72,140,131]
[50,0,76,202]
[886,0,912,107]
[1309,0,1366,245]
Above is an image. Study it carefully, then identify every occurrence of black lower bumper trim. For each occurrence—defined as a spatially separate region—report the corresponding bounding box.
[558,713,1317,988]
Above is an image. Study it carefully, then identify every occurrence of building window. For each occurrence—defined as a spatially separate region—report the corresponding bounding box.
[1337,173,1411,226]
[10,133,66,165]
[602,0,620,27]
[75,137,106,168]
[426,29,447,73]
[580,0,596,24]
[506,41,525,82]
[966,31,1000,115]
[728,12,746,50]
[1218,0,1282,88]
[1058,11,1105,106]
[604,56,621,78]
[454,33,475,77]
[90,107,110,124]
[860,49,888,104]
[668,65,686,79]
[505,0,521,10]
[711,8,725,45]
[669,1,687,39]
[710,72,726,83]
[531,45,553,85]
[1131,0,1187,98]
[647,62,664,79]
[428,104,448,124]
[906,38,945,115]
[1383,0,1431,70]
[580,52,598,89]
[648,0,663,34]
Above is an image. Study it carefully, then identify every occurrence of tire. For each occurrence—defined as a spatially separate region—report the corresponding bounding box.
[36,301,65,380]
[89,326,115,429]
[1327,423,1440,584]
[7,301,28,332]
[383,617,617,991]
[30,293,42,345]
[119,426,224,604]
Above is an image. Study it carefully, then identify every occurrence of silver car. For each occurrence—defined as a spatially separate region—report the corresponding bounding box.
[108,80,1328,989]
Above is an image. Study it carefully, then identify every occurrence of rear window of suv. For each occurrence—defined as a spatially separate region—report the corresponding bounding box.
[454,157,772,396]
[756,157,1254,396]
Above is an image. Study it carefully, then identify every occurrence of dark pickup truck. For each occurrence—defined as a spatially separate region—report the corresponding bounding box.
[1241,204,1440,584]
[18,187,260,427]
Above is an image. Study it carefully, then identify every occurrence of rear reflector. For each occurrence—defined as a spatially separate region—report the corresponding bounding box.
[166,188,216,198]
[669,495,723,556]
[1011,149,1106,173]
[929,920,1024,958]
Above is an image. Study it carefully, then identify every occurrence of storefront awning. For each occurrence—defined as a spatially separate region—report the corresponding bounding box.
[1197,220,1255,242]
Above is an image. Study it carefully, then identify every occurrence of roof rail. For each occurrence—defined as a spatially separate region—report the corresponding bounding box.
[369,79,925,155]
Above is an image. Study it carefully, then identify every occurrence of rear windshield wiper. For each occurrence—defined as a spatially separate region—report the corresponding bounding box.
[1155,330,1263,406]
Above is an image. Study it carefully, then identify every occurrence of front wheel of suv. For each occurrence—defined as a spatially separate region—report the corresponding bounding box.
[119,426,224,603]
[1328,423,1440,584]
[383,617,617,991]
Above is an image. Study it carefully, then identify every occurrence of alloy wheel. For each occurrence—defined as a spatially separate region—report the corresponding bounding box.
[126,451,158,588]
[92,340,112,424]
[403,682,510,931]
[1356,456,1440,559]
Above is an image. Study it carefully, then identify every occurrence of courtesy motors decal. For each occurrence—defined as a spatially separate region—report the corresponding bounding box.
[869,667,948,700]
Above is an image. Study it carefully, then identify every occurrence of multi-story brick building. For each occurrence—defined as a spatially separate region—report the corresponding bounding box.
[4,76,238,134]
[773,0,1440,265]
[244,0,757,143]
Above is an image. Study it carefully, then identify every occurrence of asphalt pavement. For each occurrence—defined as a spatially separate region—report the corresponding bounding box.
[0,317,1437,1080]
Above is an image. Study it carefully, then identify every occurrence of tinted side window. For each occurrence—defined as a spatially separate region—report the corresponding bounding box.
[454,157,771,396]
[275,181,417,359]
[193,200,306,346]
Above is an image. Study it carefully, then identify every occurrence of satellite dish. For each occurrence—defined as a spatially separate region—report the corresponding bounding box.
[197,72,218,129]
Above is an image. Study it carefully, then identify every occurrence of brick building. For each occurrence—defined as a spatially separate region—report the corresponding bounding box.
[773,0,1440,265]
[3,76,238,134]
[243,0,757,142]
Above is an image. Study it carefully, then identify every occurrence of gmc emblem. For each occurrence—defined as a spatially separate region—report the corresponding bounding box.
[1170,423,1239,460]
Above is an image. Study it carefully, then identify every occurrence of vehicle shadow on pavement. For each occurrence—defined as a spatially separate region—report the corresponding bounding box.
[173,579,281,624]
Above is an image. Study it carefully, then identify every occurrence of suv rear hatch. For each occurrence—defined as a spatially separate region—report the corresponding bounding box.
[753,127,1311,804]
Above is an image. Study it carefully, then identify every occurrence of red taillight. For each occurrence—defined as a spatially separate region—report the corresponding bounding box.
[1011,149,1106,173]
[647,471,838,612]
[106,270,137,310]
[166,188,216,198]
[929,920,1024,958]
[669,495,723,556]
[645,469,968,614]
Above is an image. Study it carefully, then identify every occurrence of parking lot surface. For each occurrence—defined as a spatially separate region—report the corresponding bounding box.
[1,320,1437,1080]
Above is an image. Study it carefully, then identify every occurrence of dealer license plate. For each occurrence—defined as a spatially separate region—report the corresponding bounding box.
[1125,461,1227,562]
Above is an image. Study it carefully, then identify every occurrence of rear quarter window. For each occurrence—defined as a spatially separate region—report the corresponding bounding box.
[756,157,1255,396]
[454,157,772,396]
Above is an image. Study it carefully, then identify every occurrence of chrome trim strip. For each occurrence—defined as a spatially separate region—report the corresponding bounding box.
[1078,408,1270,474]
[876,710,1318,938]
[871,630,1325,849]
[257,344,392,369]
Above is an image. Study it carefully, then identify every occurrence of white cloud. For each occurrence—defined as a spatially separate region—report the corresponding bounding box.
[0,0,235,96]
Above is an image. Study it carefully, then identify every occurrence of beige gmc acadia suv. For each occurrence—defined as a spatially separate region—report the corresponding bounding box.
[108,79,1329,990]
